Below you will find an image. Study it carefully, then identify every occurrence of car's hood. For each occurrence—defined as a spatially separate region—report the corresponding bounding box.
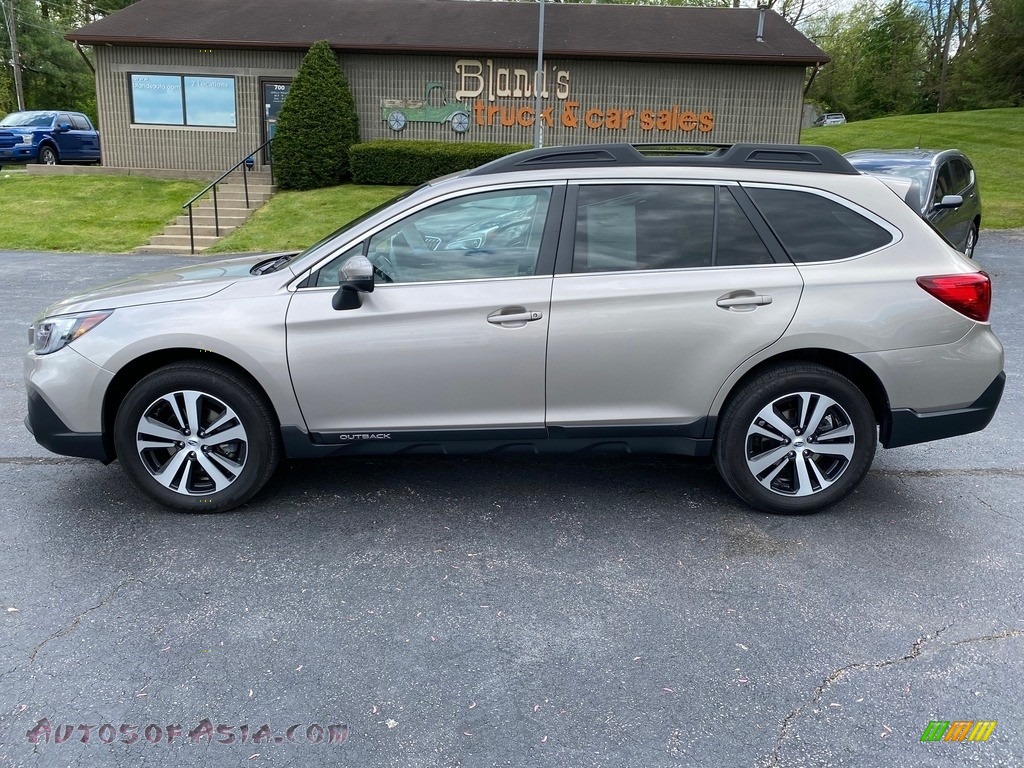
[40,253,289,317]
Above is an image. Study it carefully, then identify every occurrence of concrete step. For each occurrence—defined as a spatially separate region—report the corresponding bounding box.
[147,233,230,249]
[190,195,271,208]
[174,214,250,228]
[209,183,276,195]
[161,224,245,238]
[135,244,213,255]
[181,205,259,218]
[189,190,266,201]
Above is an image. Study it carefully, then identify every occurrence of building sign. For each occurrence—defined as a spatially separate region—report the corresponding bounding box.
[380,58,715,137]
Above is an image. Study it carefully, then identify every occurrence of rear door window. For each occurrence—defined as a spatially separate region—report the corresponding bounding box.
[745,187,893,262]
[571,184,773,272]
[949,159,971,194]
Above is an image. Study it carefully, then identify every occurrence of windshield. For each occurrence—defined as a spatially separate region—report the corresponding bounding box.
[0,112,56,128]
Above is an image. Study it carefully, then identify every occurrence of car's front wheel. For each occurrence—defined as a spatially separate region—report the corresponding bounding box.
[38,145,58,165]
[113,362,280,512]
[714,364,877,515]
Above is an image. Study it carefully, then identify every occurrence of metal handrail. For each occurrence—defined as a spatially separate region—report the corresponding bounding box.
[183,139,274,254]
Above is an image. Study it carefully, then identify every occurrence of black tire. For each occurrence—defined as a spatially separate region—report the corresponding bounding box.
[713,364,876,515]
[113,362,280,513]
[38,145,59,165]
[964,222,979,259]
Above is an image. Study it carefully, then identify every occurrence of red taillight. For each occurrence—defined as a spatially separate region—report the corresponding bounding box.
[916,272,991,322]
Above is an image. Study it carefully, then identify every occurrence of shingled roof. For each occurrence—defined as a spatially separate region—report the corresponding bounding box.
[67,0,829,66]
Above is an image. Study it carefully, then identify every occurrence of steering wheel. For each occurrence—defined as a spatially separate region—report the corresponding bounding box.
[373,261,395,283]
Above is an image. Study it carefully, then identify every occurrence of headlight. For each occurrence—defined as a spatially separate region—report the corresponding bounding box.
[31,311,112,355]
[18,134,32,145]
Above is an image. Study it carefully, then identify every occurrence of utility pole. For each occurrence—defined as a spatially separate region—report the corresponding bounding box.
[533,0,545,148]
[5,0,24,110]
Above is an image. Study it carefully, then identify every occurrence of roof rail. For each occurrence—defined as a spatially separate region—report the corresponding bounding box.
[467,143,860,176]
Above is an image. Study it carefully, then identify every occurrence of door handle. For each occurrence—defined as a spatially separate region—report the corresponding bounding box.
[716,294,773,308]
[487,308,544,325]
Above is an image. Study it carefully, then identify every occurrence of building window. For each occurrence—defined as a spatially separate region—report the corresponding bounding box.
[129,74,237,127]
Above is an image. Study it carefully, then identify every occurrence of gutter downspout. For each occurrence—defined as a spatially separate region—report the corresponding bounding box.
[803,63,822,97]
[74,41,95,75]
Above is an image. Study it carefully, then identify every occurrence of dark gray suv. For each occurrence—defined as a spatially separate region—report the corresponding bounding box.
[844,149,982,258]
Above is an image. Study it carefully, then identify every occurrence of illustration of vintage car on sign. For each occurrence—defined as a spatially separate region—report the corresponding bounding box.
[380,82,471,133]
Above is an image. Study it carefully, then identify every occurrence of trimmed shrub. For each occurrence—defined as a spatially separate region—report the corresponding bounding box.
[273,41,360,190]
[350,140,530,185]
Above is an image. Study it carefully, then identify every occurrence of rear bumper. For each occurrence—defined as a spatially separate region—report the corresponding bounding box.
[882,371,1005,448]
[25,386,113,463]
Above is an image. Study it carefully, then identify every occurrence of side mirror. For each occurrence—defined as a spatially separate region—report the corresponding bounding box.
[57,122,72,132]
[934,194,963,211]
[332,255,374,310]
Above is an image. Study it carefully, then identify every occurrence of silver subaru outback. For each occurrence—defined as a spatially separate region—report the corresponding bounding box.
[24,144,1004,515]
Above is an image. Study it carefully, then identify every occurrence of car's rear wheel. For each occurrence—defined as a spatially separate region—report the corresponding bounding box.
[714,364,876,515]
[38,145,58,165]
[964,223,979,259]
[113,362,280,512]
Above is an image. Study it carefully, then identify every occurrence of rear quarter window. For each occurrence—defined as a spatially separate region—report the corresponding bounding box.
[745,187,893,262]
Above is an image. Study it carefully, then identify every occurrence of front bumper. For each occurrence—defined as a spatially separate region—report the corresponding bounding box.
[882,371,1005,448]
[0,146,37,162]
[24,345,115,462]
[25,386,113,463]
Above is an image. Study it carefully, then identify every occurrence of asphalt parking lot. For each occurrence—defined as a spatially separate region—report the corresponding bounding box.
[1,234,1022,767]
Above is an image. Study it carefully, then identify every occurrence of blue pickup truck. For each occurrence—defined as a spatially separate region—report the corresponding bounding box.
[0,110,101,169]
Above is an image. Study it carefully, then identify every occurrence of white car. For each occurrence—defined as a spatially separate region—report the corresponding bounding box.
[813,113,847,126]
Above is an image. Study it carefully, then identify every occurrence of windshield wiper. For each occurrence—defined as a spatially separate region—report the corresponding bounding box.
[251,252,300,275]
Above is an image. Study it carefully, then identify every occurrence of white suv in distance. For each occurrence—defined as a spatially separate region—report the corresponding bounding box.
[25,143,1004,515]
[813,113,847,126]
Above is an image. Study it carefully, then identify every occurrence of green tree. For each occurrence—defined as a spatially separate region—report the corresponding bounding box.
[2,0,141,118]
[953,0,1024,108]
[806,0,928,120]
[272,40,360,190]
[0,67,13,116]
[804,5,872,118]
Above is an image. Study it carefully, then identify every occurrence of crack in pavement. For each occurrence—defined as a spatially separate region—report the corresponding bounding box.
[28,575,139,663]
[871,468,1024,478]
[763,626,1024,768]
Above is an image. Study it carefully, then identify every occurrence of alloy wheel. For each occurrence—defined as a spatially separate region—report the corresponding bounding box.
[744,391,856,497]
[134,389,249,495]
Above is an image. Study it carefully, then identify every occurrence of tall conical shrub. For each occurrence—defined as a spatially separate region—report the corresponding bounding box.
[273,40,360,190]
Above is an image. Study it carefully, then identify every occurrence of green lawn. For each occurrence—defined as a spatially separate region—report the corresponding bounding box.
[0,174,204,252]
[803,107,1024,229]
[1,107,1019,255]
[206,184,409,254]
